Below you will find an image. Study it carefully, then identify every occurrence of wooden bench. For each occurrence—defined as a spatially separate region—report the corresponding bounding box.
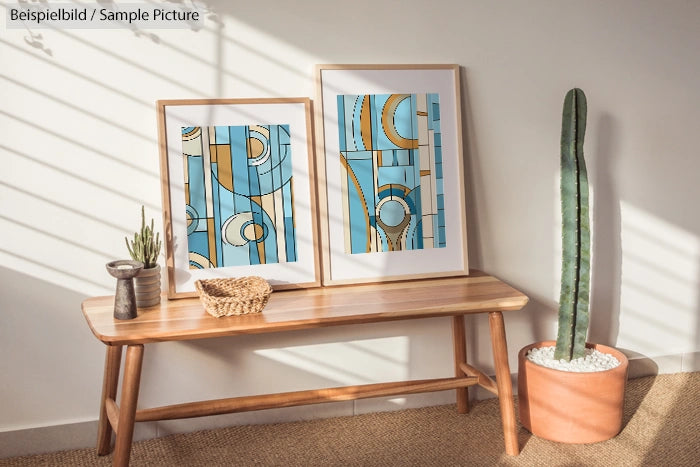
[81,270,528,466]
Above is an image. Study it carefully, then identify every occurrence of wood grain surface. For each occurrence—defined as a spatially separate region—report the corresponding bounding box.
[83,270,528,345]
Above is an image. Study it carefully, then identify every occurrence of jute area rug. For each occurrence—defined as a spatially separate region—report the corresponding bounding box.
[1,372,698,466]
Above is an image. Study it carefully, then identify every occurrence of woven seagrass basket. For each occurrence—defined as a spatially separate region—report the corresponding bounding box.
[194,276,272,317]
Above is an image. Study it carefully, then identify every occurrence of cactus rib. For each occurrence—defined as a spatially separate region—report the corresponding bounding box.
[554,88,591,362]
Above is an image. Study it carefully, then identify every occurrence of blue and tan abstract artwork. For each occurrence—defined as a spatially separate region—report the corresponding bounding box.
[337,93,445,254]
[181,125,297,269]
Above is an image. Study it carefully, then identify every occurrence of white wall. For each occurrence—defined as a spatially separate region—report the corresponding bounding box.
[2,0,699,456]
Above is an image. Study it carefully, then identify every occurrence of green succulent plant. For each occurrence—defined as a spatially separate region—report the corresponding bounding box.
[125,206,162,269]
[554,88,591,362]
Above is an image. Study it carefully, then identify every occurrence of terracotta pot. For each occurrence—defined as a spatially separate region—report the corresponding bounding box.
[134,264,161,308]
[518,340,629,444]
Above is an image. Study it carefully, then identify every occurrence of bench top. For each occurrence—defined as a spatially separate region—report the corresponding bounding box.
[82,270,528,345]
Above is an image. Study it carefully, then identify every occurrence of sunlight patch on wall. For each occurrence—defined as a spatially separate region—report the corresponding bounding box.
[0,7,320,297]
[618,202,699,355]
[254,337,409,386]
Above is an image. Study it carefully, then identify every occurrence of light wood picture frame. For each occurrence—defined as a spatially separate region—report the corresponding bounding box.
[314,64,469,285]
[157,98,321,298]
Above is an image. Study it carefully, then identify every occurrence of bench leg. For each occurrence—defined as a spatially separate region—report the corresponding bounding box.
[113,344,144,467]
[452,315,470,413]
[97,345,122,455]
[489,311,519,455]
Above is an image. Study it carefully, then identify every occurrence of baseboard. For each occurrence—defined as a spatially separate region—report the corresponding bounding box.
[2,354,697,459]
[0,420,157,459]
[626,351,700,378]
[0,393,457,459]
[0,388,505,459]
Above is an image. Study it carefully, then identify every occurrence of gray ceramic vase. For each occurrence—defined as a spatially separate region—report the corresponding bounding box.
[106,260,144,320]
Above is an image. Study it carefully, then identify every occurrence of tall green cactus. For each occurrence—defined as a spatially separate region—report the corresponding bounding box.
[554,88,591,362]
[125,206,162,269]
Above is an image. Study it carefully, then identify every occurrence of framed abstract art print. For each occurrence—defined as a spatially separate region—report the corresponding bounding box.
[314,64,469,285]
[157,98,320,298]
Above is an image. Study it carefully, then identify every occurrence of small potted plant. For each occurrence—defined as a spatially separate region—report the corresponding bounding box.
[517,88,629,444]
[125,206,163,308]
